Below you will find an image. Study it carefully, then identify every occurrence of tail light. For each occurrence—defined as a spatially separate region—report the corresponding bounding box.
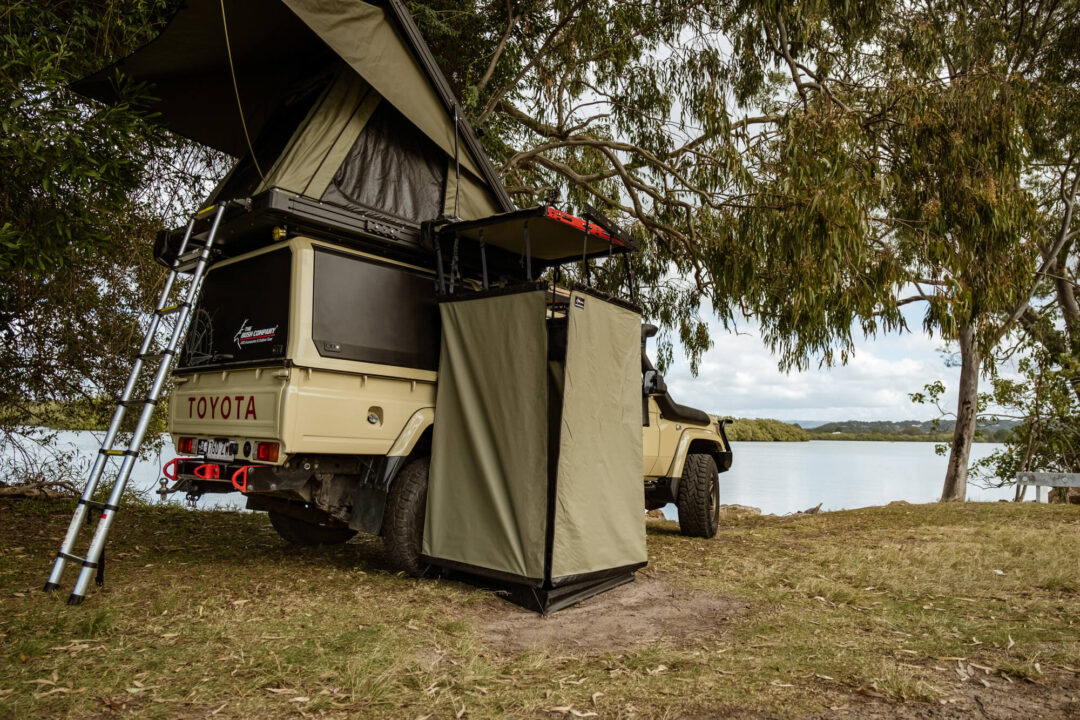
[255,442,279,462]
[177,437,195,454]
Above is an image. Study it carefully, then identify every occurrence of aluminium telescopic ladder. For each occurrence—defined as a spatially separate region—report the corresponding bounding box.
[44,204,227,605]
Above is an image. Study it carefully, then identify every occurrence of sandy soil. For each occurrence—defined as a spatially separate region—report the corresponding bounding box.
[472,572,747,653]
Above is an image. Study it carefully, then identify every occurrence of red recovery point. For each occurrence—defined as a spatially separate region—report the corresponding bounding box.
[230,465,260,493]
[193,464,221,480]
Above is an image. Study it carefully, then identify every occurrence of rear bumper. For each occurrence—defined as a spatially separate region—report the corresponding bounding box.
[170,458,302,495]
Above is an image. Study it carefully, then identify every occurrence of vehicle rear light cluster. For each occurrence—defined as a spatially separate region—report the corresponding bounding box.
[176,437,195,454]
[255,442,280,462]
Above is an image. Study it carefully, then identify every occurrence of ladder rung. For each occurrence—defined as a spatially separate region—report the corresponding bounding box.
[156,301,191,316]
[57,551,98,568]
[175,249,202,264]
[139,349,176,363]
[78,498,119,512]
[175,247,213,272]
[99,448,138,457]
[118,398,158,408]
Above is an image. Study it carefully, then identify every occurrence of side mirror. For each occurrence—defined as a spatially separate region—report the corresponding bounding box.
[643,369,659,395]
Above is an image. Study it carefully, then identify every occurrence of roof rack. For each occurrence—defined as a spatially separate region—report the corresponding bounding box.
[433,204,639,302]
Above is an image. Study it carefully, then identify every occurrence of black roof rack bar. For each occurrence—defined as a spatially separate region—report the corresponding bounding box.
[583,203,638,251]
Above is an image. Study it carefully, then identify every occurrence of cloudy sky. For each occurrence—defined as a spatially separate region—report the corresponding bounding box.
[660,305,966,423]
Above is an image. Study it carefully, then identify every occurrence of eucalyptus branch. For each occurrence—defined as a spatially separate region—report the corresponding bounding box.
[475,0,587,125]
[769,16,809,110]
[997,168,1080,342]
[896,291,935,307]
[474,2,519,95]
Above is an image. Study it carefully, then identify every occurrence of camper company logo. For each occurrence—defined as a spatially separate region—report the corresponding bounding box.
[233,319,278,348]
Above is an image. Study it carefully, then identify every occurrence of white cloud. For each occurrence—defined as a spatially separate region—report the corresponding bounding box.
[657,316,961,422]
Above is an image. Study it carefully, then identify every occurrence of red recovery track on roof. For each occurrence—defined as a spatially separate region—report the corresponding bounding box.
[544,207,617,245]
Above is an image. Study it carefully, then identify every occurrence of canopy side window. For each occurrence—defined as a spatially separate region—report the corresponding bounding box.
[311,246,439,369]
[321,101,447,222]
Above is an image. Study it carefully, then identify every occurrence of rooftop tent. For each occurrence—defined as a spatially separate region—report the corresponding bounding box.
[423,284,647,613]
[71,0,513,223]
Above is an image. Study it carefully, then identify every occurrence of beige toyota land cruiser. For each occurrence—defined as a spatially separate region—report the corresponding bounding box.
[163,223,731,571]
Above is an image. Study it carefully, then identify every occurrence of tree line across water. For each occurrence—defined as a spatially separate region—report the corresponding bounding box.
[724,419,1016,443]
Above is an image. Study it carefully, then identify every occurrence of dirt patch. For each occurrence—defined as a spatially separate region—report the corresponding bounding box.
[471,572,746,654]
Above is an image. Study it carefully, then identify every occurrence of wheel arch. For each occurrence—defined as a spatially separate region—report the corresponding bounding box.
[382,409,434,497]
[386,407,435,460]
[666,428,729,480]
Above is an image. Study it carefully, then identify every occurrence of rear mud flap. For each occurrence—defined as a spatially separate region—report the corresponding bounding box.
[349,484,387,535]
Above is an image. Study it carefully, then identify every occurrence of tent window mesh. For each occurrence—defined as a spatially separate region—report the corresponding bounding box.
[321,102,446,221]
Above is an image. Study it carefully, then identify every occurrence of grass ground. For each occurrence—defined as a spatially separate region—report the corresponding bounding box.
[1,499,1078,719]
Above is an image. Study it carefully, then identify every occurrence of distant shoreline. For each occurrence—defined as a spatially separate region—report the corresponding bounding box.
[733,436,1002,443]
[724,418,1012,443]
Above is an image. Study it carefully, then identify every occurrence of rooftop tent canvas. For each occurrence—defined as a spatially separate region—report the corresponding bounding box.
[424,285,647,614]
[71,0,512,223]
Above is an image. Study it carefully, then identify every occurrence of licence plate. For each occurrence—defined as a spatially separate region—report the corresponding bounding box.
[199,439,235,462]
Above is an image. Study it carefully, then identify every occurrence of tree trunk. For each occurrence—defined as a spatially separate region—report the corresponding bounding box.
[942,324,979,502]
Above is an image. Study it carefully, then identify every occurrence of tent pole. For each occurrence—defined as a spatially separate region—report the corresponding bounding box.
[626,254,637,304]
[434,235,446,294]
[582,218,591,287]
[552,266,564,318]
[453,105,461,218]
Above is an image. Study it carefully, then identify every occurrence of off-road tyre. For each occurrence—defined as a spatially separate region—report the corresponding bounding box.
[677,453,719,538]
[382,456,434,577]
[268,511,357,546]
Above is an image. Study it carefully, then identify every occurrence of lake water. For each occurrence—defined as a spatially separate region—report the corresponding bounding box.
[4,431,1014,516]
[714,440,1013,515]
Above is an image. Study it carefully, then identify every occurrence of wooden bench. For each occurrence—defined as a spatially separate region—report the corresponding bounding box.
[1015,472,1080,502]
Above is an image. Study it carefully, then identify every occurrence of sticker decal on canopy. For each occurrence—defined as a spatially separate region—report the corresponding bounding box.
[233,320,280,348]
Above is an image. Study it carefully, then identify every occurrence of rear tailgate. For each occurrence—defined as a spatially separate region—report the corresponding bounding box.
[169,367,287,441]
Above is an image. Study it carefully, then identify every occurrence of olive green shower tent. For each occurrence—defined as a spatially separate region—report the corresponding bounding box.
[71,0,513,224]
[423,284,647,614]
